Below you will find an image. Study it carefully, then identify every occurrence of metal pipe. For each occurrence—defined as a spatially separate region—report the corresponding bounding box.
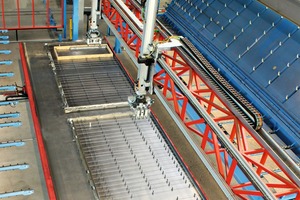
[140,0,158,55]
[110,0,143,32]
[90,0,98,29]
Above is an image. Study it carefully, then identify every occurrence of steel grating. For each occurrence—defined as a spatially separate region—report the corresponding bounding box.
[50,57,134,113]
[69,113,202,200]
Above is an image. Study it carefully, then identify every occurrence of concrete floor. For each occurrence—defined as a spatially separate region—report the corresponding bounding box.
[25,43,96,200]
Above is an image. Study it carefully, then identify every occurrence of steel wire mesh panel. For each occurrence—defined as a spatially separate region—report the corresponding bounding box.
[70,113,202,200]
[0,0,63,30]
[53,58,134,112]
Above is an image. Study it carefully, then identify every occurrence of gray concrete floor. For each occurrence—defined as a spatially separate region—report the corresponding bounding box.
[25,43,96,200]
[258,0,300,26]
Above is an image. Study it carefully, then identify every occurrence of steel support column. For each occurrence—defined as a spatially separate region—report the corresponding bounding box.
[72,0,79,40]
[63,0,67,38]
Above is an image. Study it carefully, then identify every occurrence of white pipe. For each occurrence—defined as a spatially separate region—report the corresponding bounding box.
[90,0,98,29]
[140,0,159,55]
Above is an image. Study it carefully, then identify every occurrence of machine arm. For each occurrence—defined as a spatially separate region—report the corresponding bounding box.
[128,0,182,119]
[86,0,102,45]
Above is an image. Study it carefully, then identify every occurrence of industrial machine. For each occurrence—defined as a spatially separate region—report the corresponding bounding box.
[86,0,102,44]
[2,0,300,199]
[128,0,182,119]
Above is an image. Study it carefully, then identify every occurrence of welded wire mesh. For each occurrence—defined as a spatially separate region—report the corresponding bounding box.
[70,114,201,200]
[52,58,134,112]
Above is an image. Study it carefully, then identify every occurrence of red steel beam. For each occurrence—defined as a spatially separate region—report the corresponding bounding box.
[16,0,20,28]
[32,0,35,27]
[0,0,63,30]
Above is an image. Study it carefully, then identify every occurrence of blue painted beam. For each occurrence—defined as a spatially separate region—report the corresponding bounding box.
[0,72,14,77]
[0,141,25,148]
[0,40,9,45]
[0,60,13,65]
[114,38,122,53]
[0,101,18,107]
[0,112,20,119]
[0,50,11,55]
[72,0,79,41]
[0,164,29,172]
[0,85,16,91]
[0,190,34,198]
[63,0,67,38]
[0,36,9,40]
[0,121,22,128]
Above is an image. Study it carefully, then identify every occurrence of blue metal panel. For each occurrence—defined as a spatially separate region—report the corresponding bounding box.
[164,0,300,155]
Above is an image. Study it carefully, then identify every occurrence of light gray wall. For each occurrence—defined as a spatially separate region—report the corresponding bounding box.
[258,0,300,26]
